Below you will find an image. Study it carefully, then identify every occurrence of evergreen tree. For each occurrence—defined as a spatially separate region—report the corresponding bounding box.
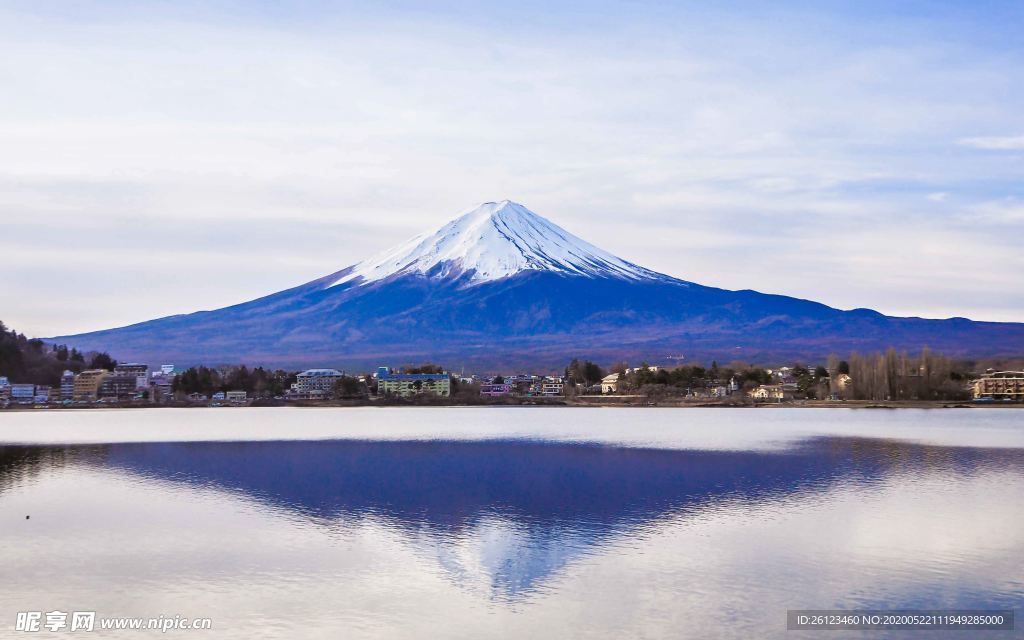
[87,352,117,371]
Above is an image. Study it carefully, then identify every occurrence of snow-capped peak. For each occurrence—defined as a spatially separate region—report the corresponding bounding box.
[330,200,671,288]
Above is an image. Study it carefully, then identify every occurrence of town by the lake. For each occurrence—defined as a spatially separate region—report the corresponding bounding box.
[1,336,1022,409]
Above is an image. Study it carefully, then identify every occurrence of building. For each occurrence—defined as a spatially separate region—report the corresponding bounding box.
[749,383,796,402]
[541,377,564,396]
[149,373,174,400]
[376,367,451,397]
[480,383,511,397]
[99,374,140,400]
[626,366,661,374]
[160,364,176,376]
[600,374,621,394]
[829,373,853,399]
[0,376,10,401]
[60,370,75,401]
[187,392,208,403]
[768,367,796,383]
[225,390,248,404]
[291,369,344,399]
[10,384,36,404]
[506,374,540,395]
[972,371,1024,401]
[73,370,108,401]
[114,363,149,390]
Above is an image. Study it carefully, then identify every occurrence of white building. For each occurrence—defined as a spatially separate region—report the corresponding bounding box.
[225,390,248,404]
[292,369,344,398]
[601,374,621,394]
[768,367,795,382]
[749,383,798,401]
[541,377,564,396]
[60,370,75,401]
[626,366,661,374]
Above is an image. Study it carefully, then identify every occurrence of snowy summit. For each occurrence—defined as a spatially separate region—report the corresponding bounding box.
[330,200,669,288]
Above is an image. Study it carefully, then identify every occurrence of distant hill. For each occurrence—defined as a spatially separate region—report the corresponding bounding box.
[1,321,114,385]
[51,200,1024,370]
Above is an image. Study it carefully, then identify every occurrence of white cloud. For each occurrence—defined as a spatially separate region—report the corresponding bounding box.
[1,3,1023,335]
[958,135,1024,150]
[964,198,1024,223]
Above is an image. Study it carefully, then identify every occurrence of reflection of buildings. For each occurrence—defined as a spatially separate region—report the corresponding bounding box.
[0,445,112,495]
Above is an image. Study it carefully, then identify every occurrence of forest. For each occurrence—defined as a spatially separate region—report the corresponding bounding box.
[0,320,117,386]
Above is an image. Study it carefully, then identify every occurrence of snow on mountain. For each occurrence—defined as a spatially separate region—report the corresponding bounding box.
[330,200,675,288]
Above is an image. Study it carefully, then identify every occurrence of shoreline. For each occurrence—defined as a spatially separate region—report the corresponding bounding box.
[2,398,1020,411]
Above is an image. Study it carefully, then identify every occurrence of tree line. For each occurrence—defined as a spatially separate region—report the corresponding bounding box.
[171,365,296,397]
[0,320,118,386]
[565,348,972,401]
[579,359,772,395]
[839,347,969,401]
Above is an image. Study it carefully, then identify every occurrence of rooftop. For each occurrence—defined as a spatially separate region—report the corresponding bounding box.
[378,370,448,381]
[298,369,344,377]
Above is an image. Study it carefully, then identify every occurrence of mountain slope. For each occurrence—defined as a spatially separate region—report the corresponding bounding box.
[331,200,673,287]
[51,201,1024,369]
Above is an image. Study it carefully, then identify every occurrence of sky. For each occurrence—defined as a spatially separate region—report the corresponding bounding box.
[1,0,1022,337]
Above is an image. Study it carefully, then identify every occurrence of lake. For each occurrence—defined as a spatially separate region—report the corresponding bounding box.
[1,407,1022,638]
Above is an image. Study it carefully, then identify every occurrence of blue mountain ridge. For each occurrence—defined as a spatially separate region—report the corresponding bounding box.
[51,201,1024,369]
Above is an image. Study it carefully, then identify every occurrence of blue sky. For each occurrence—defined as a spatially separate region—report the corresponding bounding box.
[1,1,1022,337]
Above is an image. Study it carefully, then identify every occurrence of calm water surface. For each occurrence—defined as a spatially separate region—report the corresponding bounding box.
[1,408,1022,639]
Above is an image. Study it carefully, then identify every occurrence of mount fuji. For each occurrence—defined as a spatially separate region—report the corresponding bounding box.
[54,200,1024,369]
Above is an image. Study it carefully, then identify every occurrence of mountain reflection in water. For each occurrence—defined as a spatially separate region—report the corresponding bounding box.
[2,436,1020,601]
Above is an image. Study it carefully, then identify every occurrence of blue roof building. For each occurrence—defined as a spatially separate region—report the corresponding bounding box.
[377,367,451,397]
